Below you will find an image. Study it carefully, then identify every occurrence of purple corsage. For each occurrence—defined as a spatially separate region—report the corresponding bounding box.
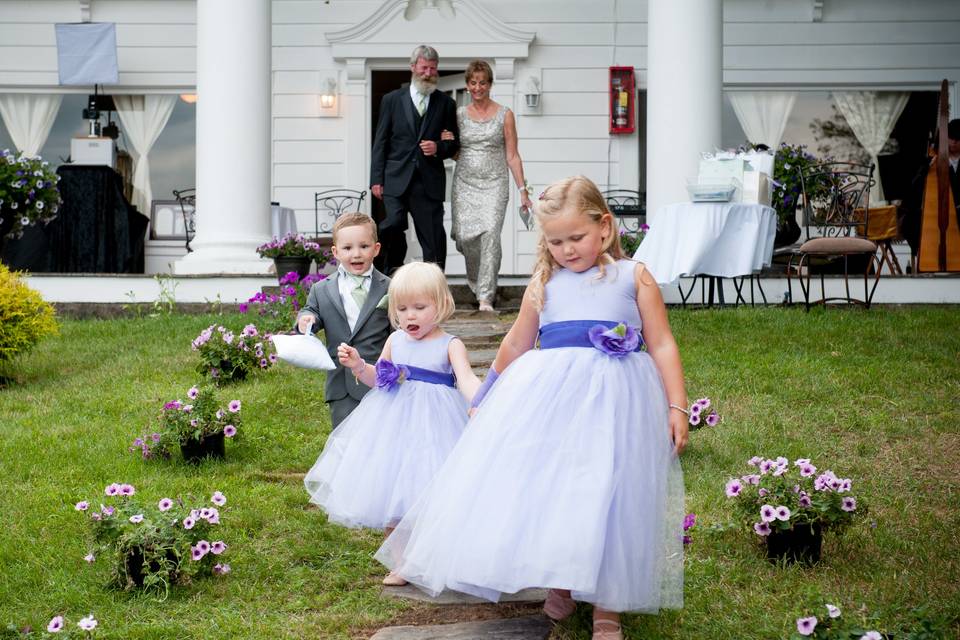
[375,359,409,391]
[587,322,640,358]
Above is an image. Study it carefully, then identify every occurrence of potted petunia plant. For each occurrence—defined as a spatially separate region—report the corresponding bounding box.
[191,323,274,385]
[255,232,333,282]
[724,455,865,564]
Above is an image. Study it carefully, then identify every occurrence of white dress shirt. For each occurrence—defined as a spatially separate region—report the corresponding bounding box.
[409,84,431,115]
[337,264,373,332]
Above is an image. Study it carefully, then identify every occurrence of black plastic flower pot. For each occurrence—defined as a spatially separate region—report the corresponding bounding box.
[273,256,312,282]
[125,546,179,588]
[766,523,822,565]
[180,432,226,464]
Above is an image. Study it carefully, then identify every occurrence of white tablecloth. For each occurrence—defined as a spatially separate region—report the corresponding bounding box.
[270,205,297,238]
[633,202,777,285]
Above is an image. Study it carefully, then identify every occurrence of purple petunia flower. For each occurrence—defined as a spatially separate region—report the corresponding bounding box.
[77,615,97,631]
[794,458,811,466]
[758,488,769,497]
[75,501,89,511]
[775,505,791,521]
[725,478,742,497]
[228,400,241,413]
[213,562,231,575]
[683,513,696,531]
[199,508,212,519]
[183,516,196,529]
[183,404,193,413]
[587,322,641,358]
[197,540,211,554]
[760,505,776,523]
[861,632,883,640]
[84,552,95,563]
[129,514,144,524]
[211,540,227,555]
[689,413,701,426]
[163,400,182,411]
[754,521,771,536]
[799,463,817,477]
[47,616,64,632]
[207,508,221,524]
[799,494,812,507]
[191,545,205,561]
[269,353,278,364]
[100,504,114,516]
[741,474,760,485]
[689,403,702,416]
[375,359,410,391]
[187,386,199,399]
[238,302,249,313]
[211,491,226,506]
[119,484,135,496]
[841,496,857,512]
[705,412,720,427]
[747,456,763,466]
[759,459,774,474]
[825,604,841,619]
[105,483,120,496]
[797,616,817,636]
[224,425,237,437]
[158,498,174,512]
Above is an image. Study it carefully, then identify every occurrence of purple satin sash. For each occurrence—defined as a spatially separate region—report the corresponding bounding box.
[538,319,644,353]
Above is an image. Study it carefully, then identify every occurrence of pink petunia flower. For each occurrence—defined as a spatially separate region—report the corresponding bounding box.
[129,514,144,524]
[77,615,97,631]
[753,521,771,536]
[861,632,883,640]
[211,541,227,555]
[724,478,742,497]
[213,563,231,575]
[841,497,857,512]
[224,425,237,437]
[211,491,226,506]
[158,498,174,512]
[183,516,196,530]
[47,616,64,632]
[796,616,817,636]
[75,501,89,511]
[104,483,121,496]
[228,400,241,413]
[775,506,791,521]
[197,540,211,554]
[84,552,96,563]
[825,604,841,618]
[119,484,135,496]
[760,505,776,523]
[187,386,199,399]
[191,545,206,561]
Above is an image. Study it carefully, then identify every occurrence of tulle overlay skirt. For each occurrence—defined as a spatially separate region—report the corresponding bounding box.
[304,381,468,530]
[374,347,685,613]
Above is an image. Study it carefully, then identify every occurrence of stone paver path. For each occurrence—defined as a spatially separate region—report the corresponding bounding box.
[369,615,552,640]
[382,585,547,606]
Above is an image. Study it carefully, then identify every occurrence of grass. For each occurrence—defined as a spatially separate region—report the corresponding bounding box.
[1,306,959,639]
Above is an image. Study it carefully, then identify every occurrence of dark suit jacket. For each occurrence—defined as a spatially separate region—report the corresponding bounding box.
[370,87,460,205]
[295,269,392,403]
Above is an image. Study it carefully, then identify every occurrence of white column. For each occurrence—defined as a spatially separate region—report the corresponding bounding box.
[175,0,272,274]
[646,0,722,223]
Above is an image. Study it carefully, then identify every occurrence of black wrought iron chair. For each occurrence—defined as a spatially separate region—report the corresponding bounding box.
[313,189,367,238]
[602,189,646,233]
[786,162,881,310]
[172,188,196,253]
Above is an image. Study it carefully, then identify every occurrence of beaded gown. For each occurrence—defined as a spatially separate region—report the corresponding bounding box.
[376,260,686,613]
[451,105,510,305]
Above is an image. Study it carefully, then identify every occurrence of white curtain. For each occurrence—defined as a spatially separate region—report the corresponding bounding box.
[114,94,176,214]
[729,91,797,150]
[831,91,909,205]
[0,94,63,156]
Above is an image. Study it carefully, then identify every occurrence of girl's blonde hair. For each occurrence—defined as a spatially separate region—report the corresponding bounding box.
[387,261,456,327]
[528,175,624,310]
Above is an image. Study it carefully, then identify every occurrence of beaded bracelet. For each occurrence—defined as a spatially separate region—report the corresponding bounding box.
[668,403,690,416]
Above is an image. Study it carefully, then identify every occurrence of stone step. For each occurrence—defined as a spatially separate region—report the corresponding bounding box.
[370,615,552,640]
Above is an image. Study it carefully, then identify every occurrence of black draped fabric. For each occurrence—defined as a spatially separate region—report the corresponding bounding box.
[43,165,148,273]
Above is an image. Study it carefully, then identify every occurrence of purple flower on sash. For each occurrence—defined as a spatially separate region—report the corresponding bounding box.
[587,322,640,358]
[375,359,409,391]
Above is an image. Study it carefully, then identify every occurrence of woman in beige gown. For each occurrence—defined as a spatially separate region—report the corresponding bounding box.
[442,60,532,312]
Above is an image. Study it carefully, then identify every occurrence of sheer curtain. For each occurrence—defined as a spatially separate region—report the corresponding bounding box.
[0,94,63,156]
[831,91,909,205]
[729,91,797,149]
[114,94,176,214]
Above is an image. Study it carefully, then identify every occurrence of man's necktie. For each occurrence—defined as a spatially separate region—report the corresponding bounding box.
[417,93,427,116]
[346,273,369,308]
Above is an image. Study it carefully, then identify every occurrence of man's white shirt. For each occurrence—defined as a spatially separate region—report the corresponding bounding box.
[337,264,373,332]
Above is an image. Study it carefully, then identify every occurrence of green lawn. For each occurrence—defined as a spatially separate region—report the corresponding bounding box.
[1,307,958,639]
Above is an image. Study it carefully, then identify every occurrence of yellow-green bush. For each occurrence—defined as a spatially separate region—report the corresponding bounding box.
[0,263,58,362]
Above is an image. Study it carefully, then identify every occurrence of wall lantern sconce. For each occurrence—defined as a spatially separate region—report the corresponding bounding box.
[319,78,337,109]
[179,93,198,104]
[523,77,541,110]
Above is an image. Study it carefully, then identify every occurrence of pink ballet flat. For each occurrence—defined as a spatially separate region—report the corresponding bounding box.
[382,571,408,586]
[592,619,623,640]
[543,589,576,621]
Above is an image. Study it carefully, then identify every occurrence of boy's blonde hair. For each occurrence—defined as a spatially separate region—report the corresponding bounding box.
[387,262,456,327]
[332,212,378,244]
[529,175,624,310]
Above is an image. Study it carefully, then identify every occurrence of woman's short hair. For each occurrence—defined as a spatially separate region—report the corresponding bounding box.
[464,60,494,85]
[387,261,455,327]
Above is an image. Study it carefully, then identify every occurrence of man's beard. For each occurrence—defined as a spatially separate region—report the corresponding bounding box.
[412,73,438,95]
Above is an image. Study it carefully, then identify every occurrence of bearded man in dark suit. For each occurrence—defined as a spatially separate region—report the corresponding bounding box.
[370,44,460,275]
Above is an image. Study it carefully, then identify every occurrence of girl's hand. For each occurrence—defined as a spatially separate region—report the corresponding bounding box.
[440,129,455,141]
[669,412,689,455]
[337,343,361,371]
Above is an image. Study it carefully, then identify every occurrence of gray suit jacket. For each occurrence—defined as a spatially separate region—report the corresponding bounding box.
[295,269,392,403]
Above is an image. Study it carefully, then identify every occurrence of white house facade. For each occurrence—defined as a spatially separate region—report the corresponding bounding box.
[1,0,959,281]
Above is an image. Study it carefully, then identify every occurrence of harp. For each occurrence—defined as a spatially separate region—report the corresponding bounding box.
[917,79,960,272]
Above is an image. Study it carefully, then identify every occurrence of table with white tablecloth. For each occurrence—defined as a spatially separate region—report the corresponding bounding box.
[633,202,777,304]
[270,204,297,238]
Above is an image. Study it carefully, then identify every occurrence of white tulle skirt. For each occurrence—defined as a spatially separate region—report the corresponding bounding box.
[304,381,468,530]
[375,347,685,613]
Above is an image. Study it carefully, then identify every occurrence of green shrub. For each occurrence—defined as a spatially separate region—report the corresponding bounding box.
[0,263,58,362]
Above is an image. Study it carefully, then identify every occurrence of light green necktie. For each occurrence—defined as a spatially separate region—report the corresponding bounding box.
[417,93,427,116]
[346,272,369,308]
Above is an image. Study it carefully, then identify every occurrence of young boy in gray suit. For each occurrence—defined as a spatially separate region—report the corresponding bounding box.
[296,213,392,426]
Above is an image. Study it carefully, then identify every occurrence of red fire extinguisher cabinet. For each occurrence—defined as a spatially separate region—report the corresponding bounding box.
[609,66,635,134]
